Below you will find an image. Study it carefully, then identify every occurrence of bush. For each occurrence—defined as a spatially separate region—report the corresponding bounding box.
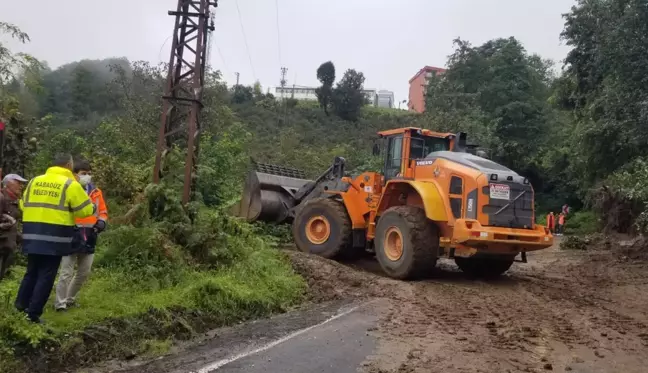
[187,208,262,267]
[94,225,186,287]
[591,158,648,233]
[560,235,588,250]
[252,222,292,245]
[564,211,598,235]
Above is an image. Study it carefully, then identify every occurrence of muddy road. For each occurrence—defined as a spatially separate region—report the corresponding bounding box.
[90,239,648,373]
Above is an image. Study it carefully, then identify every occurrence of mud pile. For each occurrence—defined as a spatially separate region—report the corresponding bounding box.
[559,233,613,251]
[285,251,410,302]
[617,236,648,261]
[559,232,648,263]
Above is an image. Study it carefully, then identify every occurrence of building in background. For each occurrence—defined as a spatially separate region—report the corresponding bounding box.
[376,90,395,108]
[408,66,446,113]
[364,89,377,106]
[274,86,378,106]
[275,85,317,100]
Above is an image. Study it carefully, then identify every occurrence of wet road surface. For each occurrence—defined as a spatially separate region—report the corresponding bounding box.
[206,304,376,373]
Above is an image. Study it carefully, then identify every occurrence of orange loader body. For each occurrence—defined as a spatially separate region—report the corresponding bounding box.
[234,127,553,280]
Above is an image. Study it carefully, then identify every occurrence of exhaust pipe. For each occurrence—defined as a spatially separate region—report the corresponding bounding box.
[232,162,312,224]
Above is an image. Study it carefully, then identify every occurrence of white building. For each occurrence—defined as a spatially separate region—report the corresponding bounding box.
[364,89,377,106]
[376,90,395,108]
[274,86,378,106]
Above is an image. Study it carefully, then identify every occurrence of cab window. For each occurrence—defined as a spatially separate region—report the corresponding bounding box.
[384,136,403,180]
[410,133,450,159]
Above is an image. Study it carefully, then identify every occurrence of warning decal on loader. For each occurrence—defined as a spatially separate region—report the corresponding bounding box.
[489,183,510,200]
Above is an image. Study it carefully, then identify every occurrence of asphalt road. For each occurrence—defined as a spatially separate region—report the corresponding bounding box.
[101,300,378,373]
[204,304,377,373]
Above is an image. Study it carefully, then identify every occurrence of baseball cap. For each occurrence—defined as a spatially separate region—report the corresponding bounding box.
[2,174,28,184]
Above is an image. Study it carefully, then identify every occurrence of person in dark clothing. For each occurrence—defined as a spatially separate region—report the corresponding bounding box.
[15,154,95,323]
[0,173,28,280]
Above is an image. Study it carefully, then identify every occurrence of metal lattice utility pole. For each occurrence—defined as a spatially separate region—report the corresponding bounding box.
[234,72,240,97]
[153,0,217,205]
[280,67,287,99]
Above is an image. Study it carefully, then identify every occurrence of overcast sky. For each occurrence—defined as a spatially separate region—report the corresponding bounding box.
[2,0,575,104]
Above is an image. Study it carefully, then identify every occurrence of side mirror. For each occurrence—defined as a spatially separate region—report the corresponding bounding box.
[372,143,381,156]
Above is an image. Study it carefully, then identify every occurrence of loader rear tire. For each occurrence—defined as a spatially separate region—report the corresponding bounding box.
[455,256,515,279]
[375,206,439,280]
[293,198,352,259]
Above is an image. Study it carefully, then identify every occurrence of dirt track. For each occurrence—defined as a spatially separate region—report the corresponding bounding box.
[289,237,648,373]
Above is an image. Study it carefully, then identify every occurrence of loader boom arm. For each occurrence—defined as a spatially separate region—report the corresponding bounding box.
[293,157,346,202]
[234,157,349,224]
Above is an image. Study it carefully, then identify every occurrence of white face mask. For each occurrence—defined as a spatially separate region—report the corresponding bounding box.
[78,174,92,186]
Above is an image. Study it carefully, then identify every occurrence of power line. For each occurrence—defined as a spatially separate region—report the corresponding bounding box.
[215,42,231,77]
[274,0,282,66]
[234,0,257,81]
[158,35,173,64]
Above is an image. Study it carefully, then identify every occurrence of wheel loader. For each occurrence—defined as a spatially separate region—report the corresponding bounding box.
[232,127,553,280]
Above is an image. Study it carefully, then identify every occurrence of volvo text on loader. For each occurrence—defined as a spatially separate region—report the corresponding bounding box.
[233,127,553,280]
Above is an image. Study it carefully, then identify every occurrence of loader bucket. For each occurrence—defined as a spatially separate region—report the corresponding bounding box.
[233,162,312,224]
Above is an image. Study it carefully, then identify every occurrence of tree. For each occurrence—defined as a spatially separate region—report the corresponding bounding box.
[230,85,254,104]
[332,69,366,122]
[253,80,263,99]
[315,61,335,115]
[559,0,648,185]
[425,37,553,174]
[70,65,94,119]
[0,21,42,176]
[1,22,44,116]
[0,22,36,89]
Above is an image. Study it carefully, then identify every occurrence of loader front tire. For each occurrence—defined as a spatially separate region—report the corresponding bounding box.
[455,256,515,279]
[375,206,439,280]
[293,198,352,259]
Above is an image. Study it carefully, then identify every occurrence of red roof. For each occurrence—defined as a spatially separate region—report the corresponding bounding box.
[408,66,446,84]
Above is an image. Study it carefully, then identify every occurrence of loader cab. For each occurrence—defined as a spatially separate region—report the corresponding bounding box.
[377,127,455,182]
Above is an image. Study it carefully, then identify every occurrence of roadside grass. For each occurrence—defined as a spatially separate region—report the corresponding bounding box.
[139,338,173,358]
[0,202,306,372]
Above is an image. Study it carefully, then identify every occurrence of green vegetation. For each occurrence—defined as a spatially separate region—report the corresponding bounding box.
[563,211,598,236]
[0,177,305,372]
[0,24,304,373]
[1,0,648,369]
[315,61,335,115]
[312,61,369,121]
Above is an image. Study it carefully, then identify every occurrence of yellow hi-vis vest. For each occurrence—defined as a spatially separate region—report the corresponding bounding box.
[20,166,95,256]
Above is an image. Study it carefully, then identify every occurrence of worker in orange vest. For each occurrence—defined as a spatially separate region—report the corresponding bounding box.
[557,212,566,236]
[55,159,108,311]
[546,212,555,233]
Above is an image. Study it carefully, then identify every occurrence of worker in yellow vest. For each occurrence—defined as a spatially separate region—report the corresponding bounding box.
[15,154,95,323]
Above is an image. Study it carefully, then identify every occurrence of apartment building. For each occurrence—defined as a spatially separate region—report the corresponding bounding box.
[408,66,446,113]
